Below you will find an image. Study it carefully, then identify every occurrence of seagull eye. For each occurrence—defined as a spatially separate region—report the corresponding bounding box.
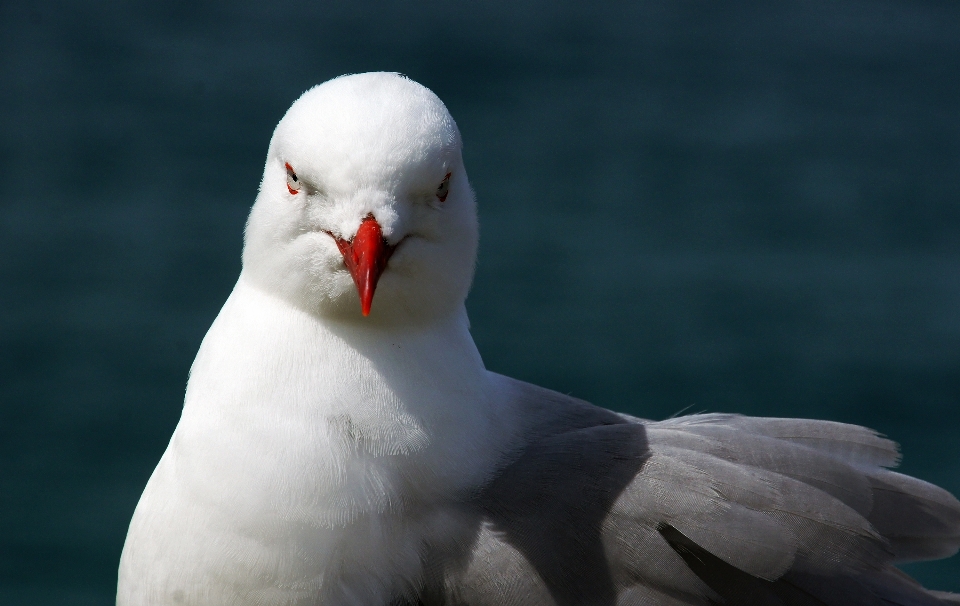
[436,173,451,202]
[285,163,300,195]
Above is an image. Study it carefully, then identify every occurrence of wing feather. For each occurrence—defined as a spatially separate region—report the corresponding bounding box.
[449,383,960,606]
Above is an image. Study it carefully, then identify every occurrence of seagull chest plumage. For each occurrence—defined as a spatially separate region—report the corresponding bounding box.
[119,279,516,605]
[118,73,960,606]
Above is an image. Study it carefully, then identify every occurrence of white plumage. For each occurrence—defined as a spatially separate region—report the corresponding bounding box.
[117,72,960,606]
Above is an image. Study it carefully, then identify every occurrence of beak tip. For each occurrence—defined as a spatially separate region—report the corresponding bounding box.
[360,285,374,316]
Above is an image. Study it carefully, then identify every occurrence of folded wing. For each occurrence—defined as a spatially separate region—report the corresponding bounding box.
[449,378,960,606]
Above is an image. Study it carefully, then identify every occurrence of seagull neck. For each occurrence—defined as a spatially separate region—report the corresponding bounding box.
[191,278,493,427]
[324,306,478,360]
[318,303,491,415]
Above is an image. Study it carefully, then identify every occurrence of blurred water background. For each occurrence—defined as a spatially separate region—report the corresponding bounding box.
[1,1,959,603]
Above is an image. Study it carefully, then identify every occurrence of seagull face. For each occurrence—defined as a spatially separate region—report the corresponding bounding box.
[242,73,478,323]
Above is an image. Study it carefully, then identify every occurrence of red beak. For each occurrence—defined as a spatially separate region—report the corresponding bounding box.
[334,215,396,316]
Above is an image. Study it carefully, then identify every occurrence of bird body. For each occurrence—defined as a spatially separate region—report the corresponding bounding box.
[117,72,960,606]
[119,278,519,604]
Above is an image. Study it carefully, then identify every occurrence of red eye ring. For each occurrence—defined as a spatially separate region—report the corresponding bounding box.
[437,173,451,202]
[285,162,300,195]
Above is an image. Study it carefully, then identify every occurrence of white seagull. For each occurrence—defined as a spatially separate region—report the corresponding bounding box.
[117,72,960,606]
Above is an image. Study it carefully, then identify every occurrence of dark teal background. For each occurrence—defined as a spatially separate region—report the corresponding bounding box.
[2,1,959,603]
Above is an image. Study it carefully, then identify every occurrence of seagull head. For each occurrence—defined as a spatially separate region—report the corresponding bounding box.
[241,72,477,323]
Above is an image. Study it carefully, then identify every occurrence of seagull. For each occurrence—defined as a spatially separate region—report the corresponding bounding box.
[117,72,960,606]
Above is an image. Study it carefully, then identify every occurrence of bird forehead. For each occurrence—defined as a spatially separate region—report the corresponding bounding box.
[278,74,459,166]
[276,79,459,187]
[296,121,450,176]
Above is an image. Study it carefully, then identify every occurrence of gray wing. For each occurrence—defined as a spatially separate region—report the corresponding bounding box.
[444,377,960,606]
